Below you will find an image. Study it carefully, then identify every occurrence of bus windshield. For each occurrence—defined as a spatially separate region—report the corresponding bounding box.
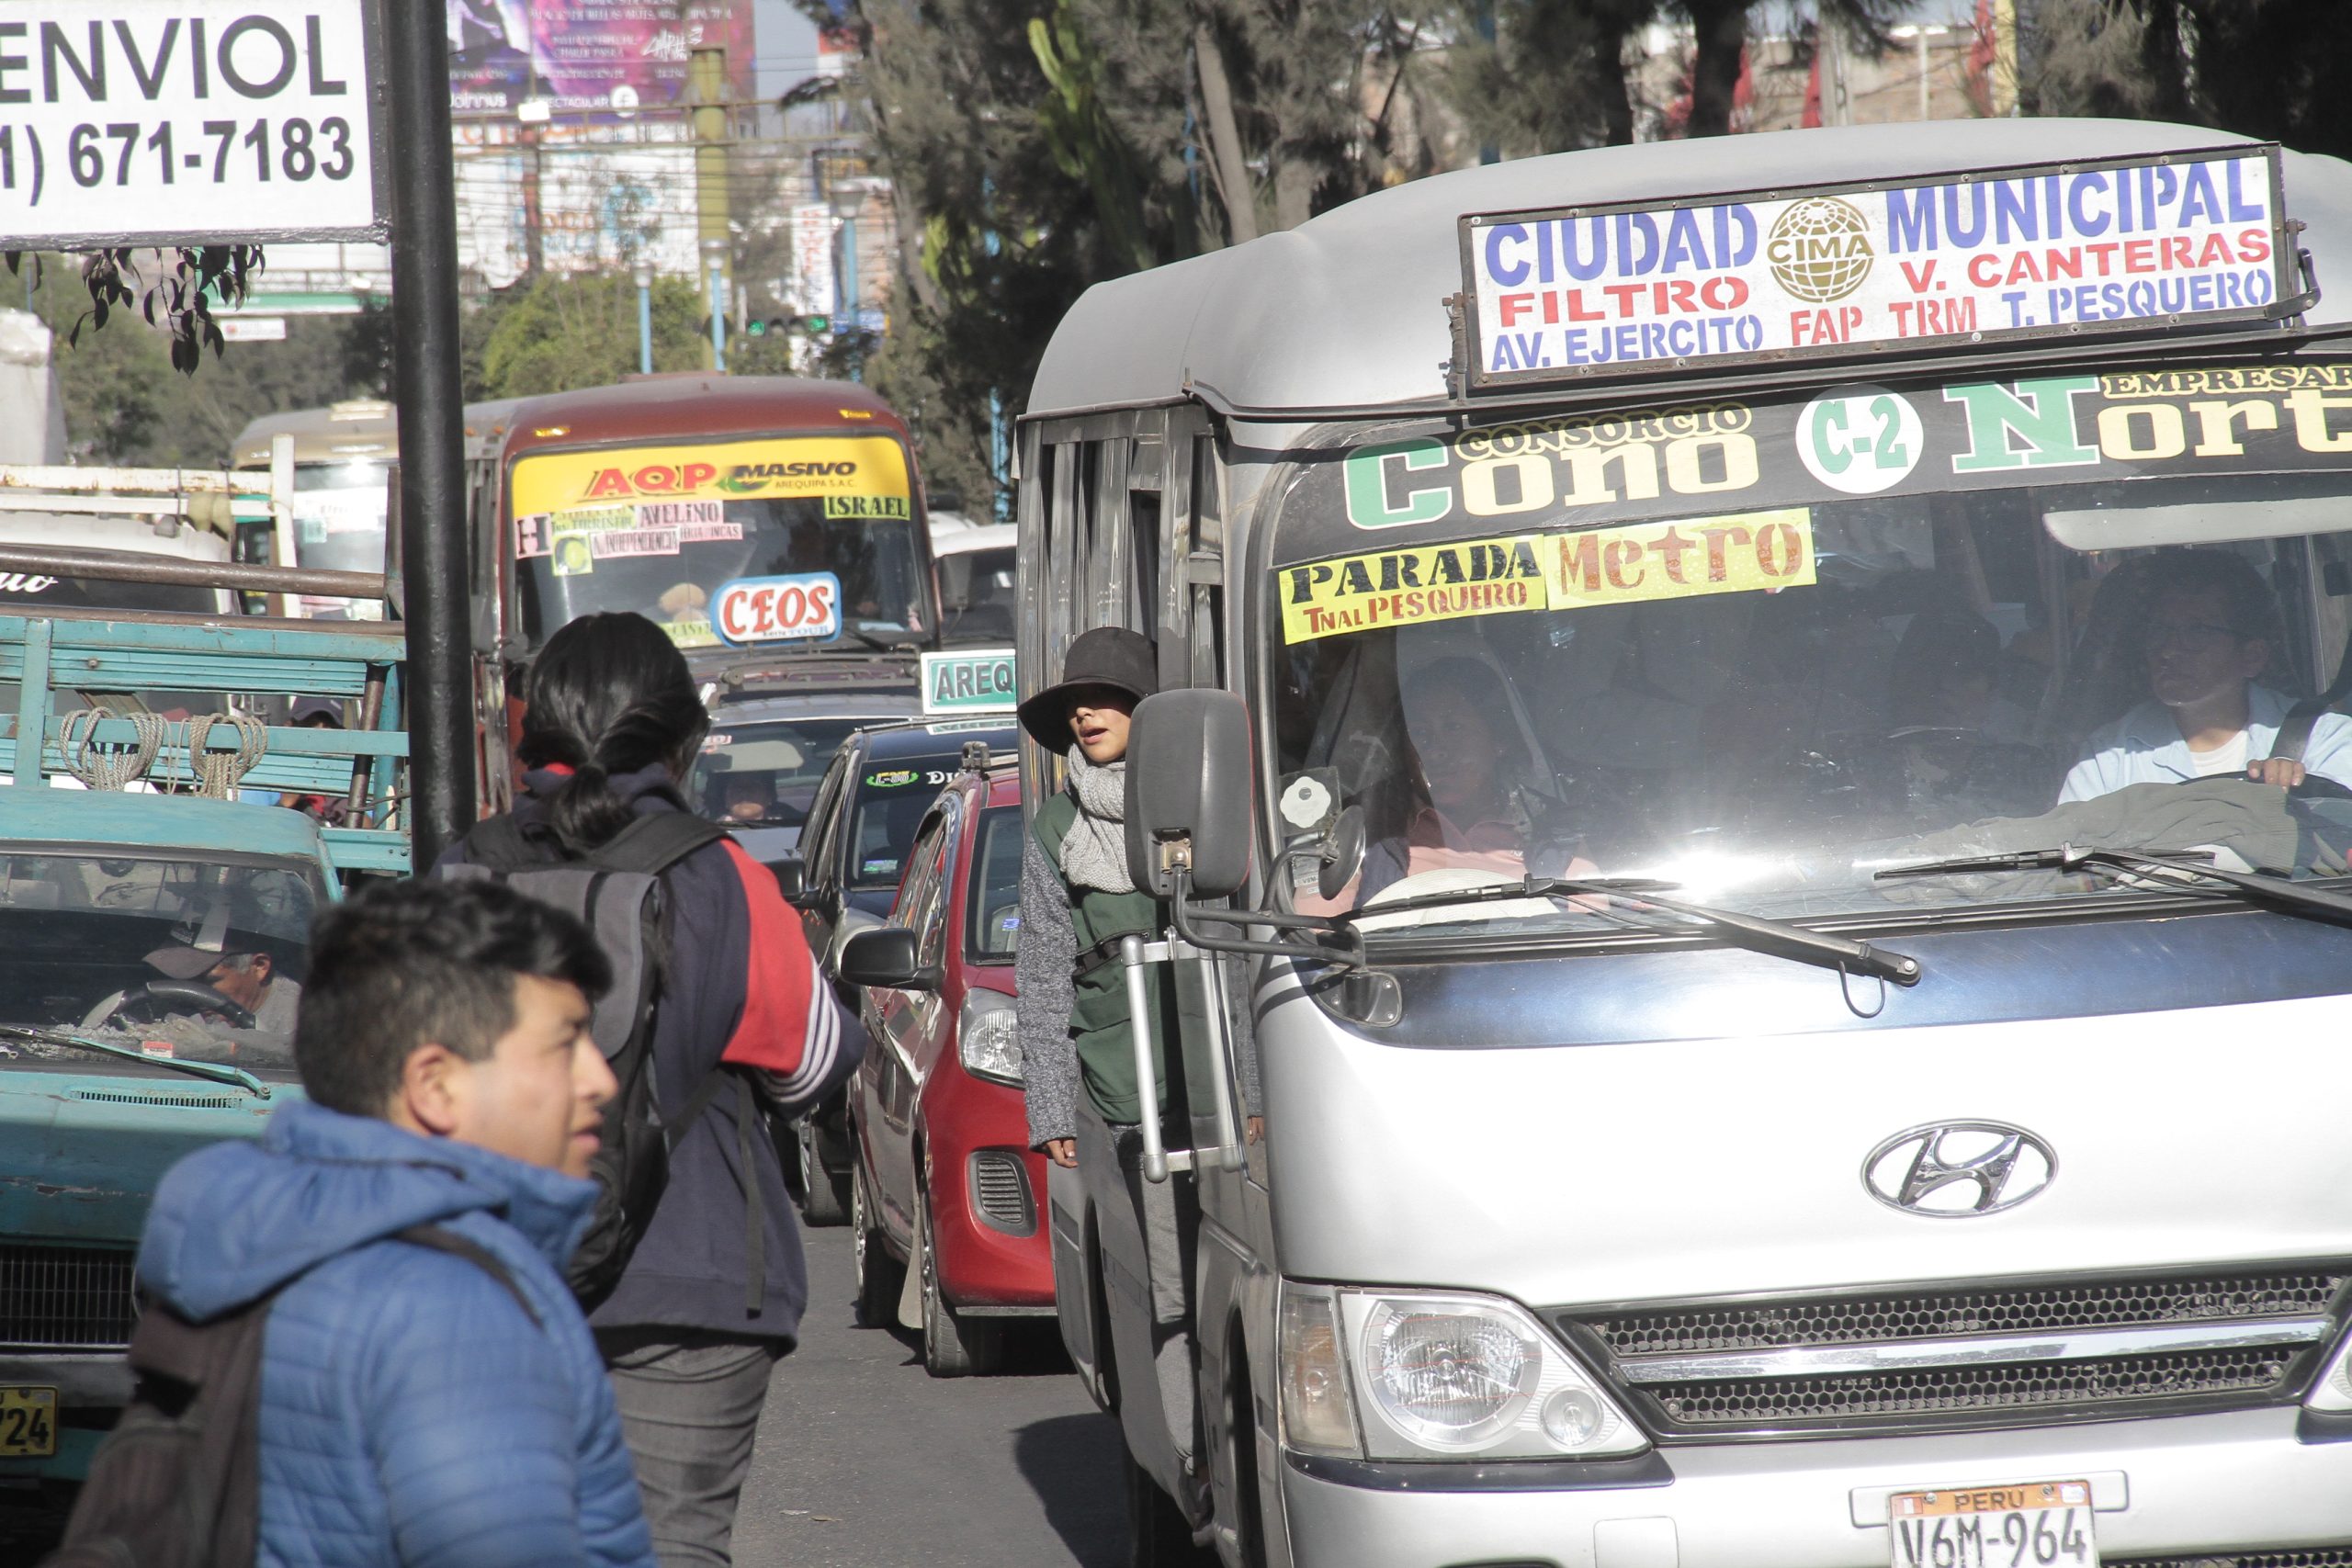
[1269,364,2352,939]
[508,434,933,651]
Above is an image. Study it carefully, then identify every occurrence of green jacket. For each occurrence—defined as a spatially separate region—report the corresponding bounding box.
[1035,792,1181,1124]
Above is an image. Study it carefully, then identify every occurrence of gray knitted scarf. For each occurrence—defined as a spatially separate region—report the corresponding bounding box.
[1061,748,1133,893]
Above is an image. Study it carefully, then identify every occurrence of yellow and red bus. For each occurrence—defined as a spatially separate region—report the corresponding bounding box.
[483,375,941,665]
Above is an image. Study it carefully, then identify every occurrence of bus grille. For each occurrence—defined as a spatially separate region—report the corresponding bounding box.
[1647,1347,2289,1427]
[0,1243,137,1348]
[1560,1266,2350,1439]
[1583,1269,2345,1355]
[967,1151,1035,1236]
[2110,1553,2352,1567]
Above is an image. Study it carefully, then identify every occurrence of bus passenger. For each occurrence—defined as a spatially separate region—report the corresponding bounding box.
[2059,550,2352,802]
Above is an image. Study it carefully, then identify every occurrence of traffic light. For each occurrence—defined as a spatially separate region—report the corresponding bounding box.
[746,316,791,338]
[798,312,831,335]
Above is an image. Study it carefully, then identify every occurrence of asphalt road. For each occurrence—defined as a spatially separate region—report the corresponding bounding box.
[730,1221,1129,1568]
[0,1223,1129,1566]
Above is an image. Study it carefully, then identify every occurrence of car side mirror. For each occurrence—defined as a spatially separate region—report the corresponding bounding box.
[765,854,807,905]
[1124,689,1253,899]
[838,926,942,991]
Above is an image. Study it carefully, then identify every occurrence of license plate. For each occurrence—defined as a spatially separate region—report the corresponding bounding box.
[0,1387,57,1458]
[1889,1479,2097,1568]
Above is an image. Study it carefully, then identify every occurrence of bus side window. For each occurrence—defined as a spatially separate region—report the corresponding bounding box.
[1085,436,1130,631]
[1187,434,1225,690]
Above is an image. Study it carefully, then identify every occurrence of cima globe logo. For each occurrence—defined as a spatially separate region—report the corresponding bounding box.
[1767,197,1875,302]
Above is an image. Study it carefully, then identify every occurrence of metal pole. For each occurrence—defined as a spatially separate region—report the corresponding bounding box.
[838,212,858,321]
[635,265,653,375]
[706,253,728,371]
[1476,0,1498,164]
[386,0,477,870]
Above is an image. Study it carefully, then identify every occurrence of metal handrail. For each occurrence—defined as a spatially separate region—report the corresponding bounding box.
[0,543,387,602]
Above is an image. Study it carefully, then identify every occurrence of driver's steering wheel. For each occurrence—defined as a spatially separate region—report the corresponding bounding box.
[2179,770,2352,802]
[80,979,257,1032]
[2291,773,2352,802]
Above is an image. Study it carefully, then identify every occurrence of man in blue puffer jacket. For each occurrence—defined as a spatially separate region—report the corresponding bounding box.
[134,878,656,1568]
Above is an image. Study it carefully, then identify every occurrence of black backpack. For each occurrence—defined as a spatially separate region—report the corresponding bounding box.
[440,809,737,1310]
[42,1226,536,1568]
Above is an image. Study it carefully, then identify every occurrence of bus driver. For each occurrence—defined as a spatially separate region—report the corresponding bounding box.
[2059,550,2352,803]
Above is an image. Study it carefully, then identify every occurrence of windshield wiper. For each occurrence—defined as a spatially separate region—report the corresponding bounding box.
[0,1024,270,1099]
[1338,875,1922,987]
[1876,845,2352,931]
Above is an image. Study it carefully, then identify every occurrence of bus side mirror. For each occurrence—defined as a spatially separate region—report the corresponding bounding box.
[1125,690,1253,900]
[765,854,807,905]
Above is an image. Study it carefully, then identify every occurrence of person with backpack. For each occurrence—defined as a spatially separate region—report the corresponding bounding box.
[440,610,861,1568]
[55,876,655,1568]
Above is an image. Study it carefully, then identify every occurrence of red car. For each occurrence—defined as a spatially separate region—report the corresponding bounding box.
[837,757,1049,1376]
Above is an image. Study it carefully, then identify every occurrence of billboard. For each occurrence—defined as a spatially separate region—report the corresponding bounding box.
[448,1,752,116]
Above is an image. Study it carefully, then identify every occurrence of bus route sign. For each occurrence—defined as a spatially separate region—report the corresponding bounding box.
[1459,146,2294,392]
[0,2,387,248]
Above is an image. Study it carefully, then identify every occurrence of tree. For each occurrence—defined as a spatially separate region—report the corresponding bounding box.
[6,245,263,374]
[19,253,387,468]
[2021,0,2352,163]
[1445,0,1651,156]
[472,274,710,401]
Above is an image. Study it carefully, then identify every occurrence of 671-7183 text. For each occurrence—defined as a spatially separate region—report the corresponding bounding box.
[0,115,356,207]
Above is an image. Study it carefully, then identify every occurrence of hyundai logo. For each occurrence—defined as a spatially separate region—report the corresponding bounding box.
[1863,1121,2056,1217]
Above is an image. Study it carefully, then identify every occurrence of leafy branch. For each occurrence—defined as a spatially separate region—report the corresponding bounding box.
[3,245,264,375]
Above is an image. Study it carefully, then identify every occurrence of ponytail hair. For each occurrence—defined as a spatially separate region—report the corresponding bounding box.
[518,612,708,853]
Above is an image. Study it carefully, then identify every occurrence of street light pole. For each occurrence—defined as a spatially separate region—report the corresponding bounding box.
[703,238,728,372]
[635,264,654,375]
[386,0,477,868]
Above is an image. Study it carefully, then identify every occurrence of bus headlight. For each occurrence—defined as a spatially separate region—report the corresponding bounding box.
[957,989,1023,1086]
[1277,1282,1647,1461]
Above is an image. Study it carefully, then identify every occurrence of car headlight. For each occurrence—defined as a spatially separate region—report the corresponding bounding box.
[1277,1281,1647,1461]
[2306,1332,2352,1411]
[957,988,1022,1086]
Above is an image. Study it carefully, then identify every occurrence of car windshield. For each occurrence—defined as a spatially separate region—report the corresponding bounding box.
[689,716,870,829]
[1268,363,2352,941]
[0,849,322,1074]
[846,759,960,890]
[509,435,934,651]
[967,804,1023,961]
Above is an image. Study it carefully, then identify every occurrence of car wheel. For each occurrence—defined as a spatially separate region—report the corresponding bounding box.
[797,1116,848,1227]
[850,1159,901,1328]
[918,1187,1005,1378]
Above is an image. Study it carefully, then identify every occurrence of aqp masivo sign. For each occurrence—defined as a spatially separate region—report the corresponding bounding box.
[1461,147,2294,390]
[0,1,384,247]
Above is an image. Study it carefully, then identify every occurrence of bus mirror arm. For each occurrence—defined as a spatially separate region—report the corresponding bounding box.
[1160,856,1366,970]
